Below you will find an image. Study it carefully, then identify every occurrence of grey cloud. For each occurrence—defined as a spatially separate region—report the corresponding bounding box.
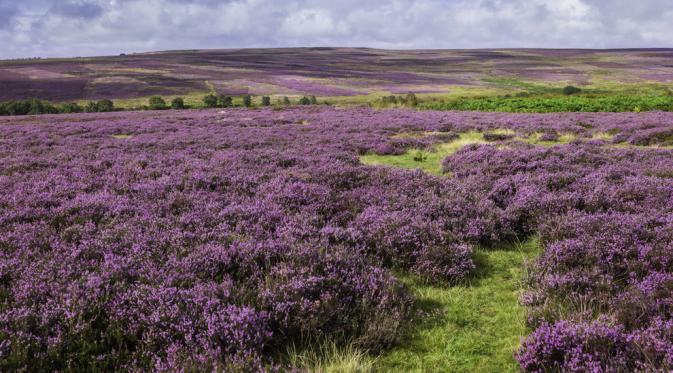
[0,0,671,59]
[52,1,103,19]
[0,2,18,29]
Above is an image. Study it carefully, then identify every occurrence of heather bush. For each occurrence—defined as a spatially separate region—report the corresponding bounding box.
[2,107,673,370]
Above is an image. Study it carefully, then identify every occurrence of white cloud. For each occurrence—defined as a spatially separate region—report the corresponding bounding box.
[0,0,671,59]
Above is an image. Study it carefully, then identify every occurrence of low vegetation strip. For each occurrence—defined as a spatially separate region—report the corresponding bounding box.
[420,95,673,113]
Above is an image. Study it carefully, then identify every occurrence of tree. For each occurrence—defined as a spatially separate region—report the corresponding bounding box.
[563,86,582,95]
[218,95,232,108]
[85,101,99,113]
[309,96,318,105]
[243,95,253,108]
[59,103,83,113]
[203,94,218,108]
[97,99,115,112]
[282,97,291,106]
[148,96,167,110]
[262,96,271,106]
[171,97,185,110]
[299,96,311,105]
[405,92,418,107]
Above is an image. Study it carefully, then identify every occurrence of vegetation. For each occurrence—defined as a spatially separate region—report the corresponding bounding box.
[85,99,115,113]
[420,94,673,113]
[171,97,185,110]
[562,85,582,95]
[243,94,252,108]
[262,96,271,106]
[218,94,233,108]
[203,94,218,108]
[0,98,59,116]
[148,96,167,110]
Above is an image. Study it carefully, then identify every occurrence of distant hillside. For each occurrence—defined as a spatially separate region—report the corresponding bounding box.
[1,48,672,102]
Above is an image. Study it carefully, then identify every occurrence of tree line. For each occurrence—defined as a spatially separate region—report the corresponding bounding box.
[0,94,324,117]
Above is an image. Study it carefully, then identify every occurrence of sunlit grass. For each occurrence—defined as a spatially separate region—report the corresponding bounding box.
[360,132,488,175]
[284,340,377,373]
[111,134,133,139]
[375,238,541,373]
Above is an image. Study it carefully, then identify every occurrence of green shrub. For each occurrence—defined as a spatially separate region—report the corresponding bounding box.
[310,96,318,105]
[243,95,252,108]
[562,86,582,95]
[421,95,673,113]
[299,96,311,105]
[405,93,418,107]
[171,97,185,110]
[148,96,167,110]
[96,99,115,112]
[283,97,291,106]
[262,96,271,106]
[203,94,218,108]
[59,103,83,113]
[218,95,232,108]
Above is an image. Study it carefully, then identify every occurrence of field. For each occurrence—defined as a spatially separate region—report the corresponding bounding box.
[1,105,673,372]
[2,48,673,108]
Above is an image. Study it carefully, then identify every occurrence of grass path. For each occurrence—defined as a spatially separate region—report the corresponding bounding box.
[375,239,539,372]
[358,134,545,372]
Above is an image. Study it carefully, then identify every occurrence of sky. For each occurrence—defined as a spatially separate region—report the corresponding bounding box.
[0,0,672,59]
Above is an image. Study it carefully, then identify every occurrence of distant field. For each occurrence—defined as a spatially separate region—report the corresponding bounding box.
[1,48,673,107]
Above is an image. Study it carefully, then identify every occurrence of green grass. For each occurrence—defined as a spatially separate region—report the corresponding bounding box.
[283,240,541,373]
[285,340,378,373]
[376,238,540,373]
[354,133,549,372]
[360,132,488,175]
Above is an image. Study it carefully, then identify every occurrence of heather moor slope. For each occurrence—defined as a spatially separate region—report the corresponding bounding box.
[2,48,673,105]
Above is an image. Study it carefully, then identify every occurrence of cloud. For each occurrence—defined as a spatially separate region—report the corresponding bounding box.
[0,0,671,59]
[52,1,103,19]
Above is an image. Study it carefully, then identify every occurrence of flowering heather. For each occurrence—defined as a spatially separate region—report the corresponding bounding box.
[1,106,673,371]
[2,48,673,101]
[444,141,673,371]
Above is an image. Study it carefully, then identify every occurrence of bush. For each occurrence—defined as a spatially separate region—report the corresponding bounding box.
[309,96,318,105]
[203,94,218,108]
[0,99,60,116]
[262,96,271,107]
[421,95,673,113]
[282,97,291,106]
[562,86,582,95]
[85,101,99,113]
[299,96,311,105]
[405,93,418,107]
[243,95,253,108]
[148,96,167,110]
[59,102,83,114]
[96,99,115,112]
[218,95,232,108]
[171,97,185,110]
